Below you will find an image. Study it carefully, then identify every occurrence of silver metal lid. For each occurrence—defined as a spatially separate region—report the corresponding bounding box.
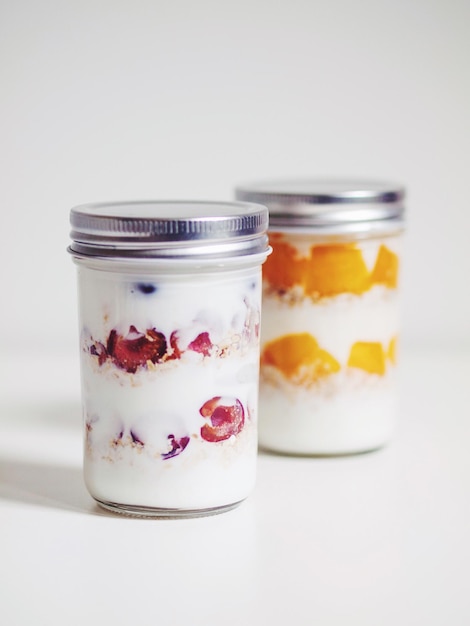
[69,201,269,259]
[235,179,405,233]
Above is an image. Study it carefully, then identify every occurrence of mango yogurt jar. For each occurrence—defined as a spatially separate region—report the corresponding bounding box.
[236,180,405,455]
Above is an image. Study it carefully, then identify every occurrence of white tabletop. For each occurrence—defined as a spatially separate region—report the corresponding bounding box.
[1,349,469,626]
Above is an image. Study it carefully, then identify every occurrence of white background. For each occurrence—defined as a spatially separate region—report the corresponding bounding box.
[1,0,469,353]
[2,4,470,625]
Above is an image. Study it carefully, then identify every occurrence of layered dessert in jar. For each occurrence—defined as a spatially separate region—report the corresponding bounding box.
[69,201,269,516]
[236,180,405,455]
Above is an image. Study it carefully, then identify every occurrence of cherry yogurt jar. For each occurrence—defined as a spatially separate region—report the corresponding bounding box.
[68,201,270,517]
[236,180,405,456]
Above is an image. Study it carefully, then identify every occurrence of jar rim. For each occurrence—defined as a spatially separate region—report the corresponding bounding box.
[69,200,270,259]
[235,178,405,230]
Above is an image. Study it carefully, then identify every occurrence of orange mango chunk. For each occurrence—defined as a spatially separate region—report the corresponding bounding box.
[387,336,398,364]
[348,342,386,375]
[263,235,306,291]
[371,245,399,288]
[261,332,340,382]
[304,244,371,298]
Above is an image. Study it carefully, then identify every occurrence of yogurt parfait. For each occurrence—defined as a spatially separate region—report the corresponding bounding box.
[69,201,270,516]
[236,180,405,455]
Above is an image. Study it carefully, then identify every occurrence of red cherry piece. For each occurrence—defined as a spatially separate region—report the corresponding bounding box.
[168,331,182,360]
[107,325,167,373]
[199,397,245,442]
[90,341,107,366]
[130,430,144,446]
[161,434,190,460]
[188,332,212,356]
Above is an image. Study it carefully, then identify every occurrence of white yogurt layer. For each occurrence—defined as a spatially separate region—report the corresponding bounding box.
[262,285,400,365]
[77,265,261,512]
[259,367,396,455]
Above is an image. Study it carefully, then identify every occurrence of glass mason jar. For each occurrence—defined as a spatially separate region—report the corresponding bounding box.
[68,201,270,517]
[236,181,405,455]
